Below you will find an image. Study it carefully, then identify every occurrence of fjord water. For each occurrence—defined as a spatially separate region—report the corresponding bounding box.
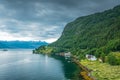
[0,49,81,80]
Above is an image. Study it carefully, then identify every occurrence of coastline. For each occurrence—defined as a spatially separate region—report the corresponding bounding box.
[53,53,120,80]
[71,56,95,80]
[33,51,120,80]
[52,53,95,80]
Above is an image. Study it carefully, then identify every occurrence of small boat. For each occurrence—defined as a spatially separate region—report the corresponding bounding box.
[3,49,8,51]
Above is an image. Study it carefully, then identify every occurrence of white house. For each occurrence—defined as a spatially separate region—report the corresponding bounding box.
[64,52,71,57]
[86,54,97,61]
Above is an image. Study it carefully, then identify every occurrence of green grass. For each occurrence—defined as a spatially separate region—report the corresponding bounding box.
[80,59,120,80]
[36,46,53,54]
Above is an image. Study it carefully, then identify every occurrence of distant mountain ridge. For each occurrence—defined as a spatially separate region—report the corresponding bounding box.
[0,41,48,49]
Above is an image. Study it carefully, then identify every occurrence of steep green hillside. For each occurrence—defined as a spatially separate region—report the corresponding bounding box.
[36,5,120,60]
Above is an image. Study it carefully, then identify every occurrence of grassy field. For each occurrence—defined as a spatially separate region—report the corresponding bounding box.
[80,59,120,80]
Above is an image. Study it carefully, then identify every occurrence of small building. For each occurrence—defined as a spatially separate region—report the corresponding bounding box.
[64,52,71,57]
[86,54,97,61]
[59,53,64,56]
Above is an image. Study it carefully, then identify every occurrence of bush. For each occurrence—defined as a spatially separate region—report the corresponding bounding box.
[107,52,120,65]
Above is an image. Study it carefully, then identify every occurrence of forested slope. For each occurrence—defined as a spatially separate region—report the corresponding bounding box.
[36,5,120,60]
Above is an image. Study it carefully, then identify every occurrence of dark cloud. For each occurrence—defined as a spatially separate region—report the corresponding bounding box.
[0,0,120,42]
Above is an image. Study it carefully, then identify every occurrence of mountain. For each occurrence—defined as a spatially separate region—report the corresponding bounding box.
[0,41,48,49]
[36,5,120,59]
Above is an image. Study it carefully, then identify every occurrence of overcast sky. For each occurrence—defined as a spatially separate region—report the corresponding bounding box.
[0,0,120,43]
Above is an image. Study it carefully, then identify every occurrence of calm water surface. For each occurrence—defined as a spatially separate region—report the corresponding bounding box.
[0,49,82,80]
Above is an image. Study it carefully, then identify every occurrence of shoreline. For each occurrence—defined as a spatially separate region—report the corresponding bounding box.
[71,56,95,80]
[52,53,95,80]
[34,52,95,80]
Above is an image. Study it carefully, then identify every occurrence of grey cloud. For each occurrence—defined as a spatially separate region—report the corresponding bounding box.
[0,0,120,42]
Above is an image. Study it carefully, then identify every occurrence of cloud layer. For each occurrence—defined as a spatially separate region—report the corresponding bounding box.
[0,0,120,43]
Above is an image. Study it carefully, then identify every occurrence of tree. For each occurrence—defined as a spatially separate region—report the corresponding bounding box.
[107,52,120,65]
[100,53,106,62]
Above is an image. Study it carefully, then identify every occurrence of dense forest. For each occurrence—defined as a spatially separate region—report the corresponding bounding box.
[35,5,120,65]
[0,41,48,49]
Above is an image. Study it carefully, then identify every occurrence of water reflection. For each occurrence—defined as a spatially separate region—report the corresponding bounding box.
[0,49,83,80]
[23,58,31,63]
[52,55,83,80]
[45,55,48,63]
[0,49,66,80]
